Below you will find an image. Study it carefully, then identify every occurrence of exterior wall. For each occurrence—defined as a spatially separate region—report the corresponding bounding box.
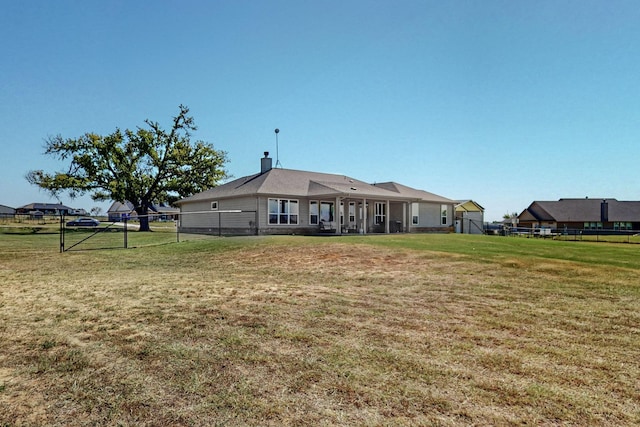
[180,196,321,235]
[457,211,484,234]
[180,197,455,235]
[256,196,319,235]
[418,203,443,228]
[179,197,259,235]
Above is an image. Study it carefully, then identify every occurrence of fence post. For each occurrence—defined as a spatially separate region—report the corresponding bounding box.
[123,216,128,249]
[59,214,65,253]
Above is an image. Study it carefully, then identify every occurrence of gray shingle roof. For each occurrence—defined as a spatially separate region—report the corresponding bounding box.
[17,202,73,211]
[177,168,452,204]
[523,199,640,222]
[373,182,455,203]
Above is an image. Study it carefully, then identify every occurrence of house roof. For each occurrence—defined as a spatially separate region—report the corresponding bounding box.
[107,201,135,214]
[107,201,179,214]
[176,168,446,204]
[454,200,485,212]
[519,198,640,222]
[16,202,73,211]
[373,182,455,203]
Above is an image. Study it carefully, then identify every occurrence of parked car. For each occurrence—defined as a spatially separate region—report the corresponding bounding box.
[66,217,100,227]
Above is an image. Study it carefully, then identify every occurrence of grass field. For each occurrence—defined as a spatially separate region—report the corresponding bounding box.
[1,233,639,426]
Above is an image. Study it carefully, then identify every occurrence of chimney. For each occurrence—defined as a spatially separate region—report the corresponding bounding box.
[600,200,608,222]
[261,152,272,174]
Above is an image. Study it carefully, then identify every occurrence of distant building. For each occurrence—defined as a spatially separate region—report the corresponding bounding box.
[15,203,74,216]
[0,204,15,219]
[107,201,179,222]
[517,198,640,231]
[454,200,485,234]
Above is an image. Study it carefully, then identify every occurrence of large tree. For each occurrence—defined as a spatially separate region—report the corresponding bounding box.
[27,105,227,231]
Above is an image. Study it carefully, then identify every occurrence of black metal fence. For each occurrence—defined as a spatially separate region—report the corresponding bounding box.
[497,226,640,244]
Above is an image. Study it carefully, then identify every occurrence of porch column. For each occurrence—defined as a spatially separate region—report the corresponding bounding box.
[362,198,367,235]
[336,196,342,235]
[385,200,390,234]
[404,202,409,233]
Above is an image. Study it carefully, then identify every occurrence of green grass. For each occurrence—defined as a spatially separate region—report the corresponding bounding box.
[1,233,639,425]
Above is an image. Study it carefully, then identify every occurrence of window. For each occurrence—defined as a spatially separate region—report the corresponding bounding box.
[268,198,298,225]
[412,203,419,225]
[340,202,344,225]
[309,201,319,225]
[374,202,386,225]
[320,202,334,222]
[348,202,356,223]
[584,222,603,230]
[441,205,448,225]
[211,201,218,210]
[614,222,633,230]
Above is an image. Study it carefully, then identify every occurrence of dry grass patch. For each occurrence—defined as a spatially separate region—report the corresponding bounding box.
[0,236,639,425]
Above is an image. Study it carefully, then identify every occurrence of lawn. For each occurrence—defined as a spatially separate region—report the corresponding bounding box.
[0,233,639,426]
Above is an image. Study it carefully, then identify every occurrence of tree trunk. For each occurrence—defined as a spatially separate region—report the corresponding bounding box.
[136,206,151,232]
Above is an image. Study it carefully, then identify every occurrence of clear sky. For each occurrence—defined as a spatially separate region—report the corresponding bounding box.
[2,0,639,221]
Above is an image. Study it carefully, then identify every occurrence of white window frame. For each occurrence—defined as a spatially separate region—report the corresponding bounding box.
[268,198,299,225]
[412,202,419,225]
[211,201,218,210]
[441,205,448,225]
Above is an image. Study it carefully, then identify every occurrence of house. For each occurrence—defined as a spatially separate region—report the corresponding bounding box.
[175,153,456,236]
[372,182,457,232]
[517,198,640,232]
[107,201,179,222]
[15,203,75,216]
[454,200,485,234]
[0,204,15,220]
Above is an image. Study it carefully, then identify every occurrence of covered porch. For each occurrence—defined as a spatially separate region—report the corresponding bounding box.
[313,196,415,235]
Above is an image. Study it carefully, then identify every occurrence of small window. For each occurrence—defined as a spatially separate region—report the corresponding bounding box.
[211,201,218,210]
[441,205,448,225]
[412,203,419,225]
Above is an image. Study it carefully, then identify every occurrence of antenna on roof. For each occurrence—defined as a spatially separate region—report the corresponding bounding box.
[274,128,282,168]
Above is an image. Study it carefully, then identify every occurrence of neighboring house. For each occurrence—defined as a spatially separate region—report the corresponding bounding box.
[107,201,179,222]
[107,201,134,222]
[0,204,15,220]
[454,200,485,234]
[517,198,640,231]
[176,153,456,236]
[15,203,74,216]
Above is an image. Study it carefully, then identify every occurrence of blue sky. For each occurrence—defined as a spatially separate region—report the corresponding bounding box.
[2,0,639,221]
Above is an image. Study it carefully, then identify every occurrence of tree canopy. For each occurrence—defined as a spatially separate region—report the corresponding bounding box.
[26,105,227,231]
